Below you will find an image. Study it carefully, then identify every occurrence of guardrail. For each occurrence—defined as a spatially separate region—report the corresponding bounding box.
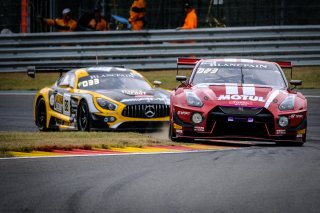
[0,25,320,72]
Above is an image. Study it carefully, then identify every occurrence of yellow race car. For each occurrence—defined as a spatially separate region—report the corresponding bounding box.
[32,66,170,131]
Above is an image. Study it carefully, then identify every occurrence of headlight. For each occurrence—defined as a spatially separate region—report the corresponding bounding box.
[96,98,118,110]
[186,91,203,107]
[279,95,295,111]
[278,116,289,127]
[191,112,203,124]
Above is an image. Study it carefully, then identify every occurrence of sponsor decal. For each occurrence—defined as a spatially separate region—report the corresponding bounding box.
[176,129,183,134]
[229,101,253,106]
[177,111,191,115]
[276,129,286,135]
[202,62,269,69]
[194,126,205,132]
[54,94,63,113]
[121,97,165,103]
[89,73,135,79]
[218,94,265,102]
[121,90,147,96]
[289,114,303,119]
[297,134,303,138]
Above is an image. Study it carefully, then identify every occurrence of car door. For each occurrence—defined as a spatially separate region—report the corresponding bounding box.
[52,73,75,118]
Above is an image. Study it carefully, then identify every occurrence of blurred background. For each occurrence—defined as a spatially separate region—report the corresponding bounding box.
[1,0,320,33]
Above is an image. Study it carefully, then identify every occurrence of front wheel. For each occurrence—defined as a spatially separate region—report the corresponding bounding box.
[35,97,48,131]
[77,100,91,131]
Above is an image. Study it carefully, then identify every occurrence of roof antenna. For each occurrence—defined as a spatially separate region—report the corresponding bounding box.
[96,54,99,65]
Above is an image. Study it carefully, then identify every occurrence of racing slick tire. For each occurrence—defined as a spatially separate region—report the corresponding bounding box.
[35,97,49,131]
[77,100,91,131]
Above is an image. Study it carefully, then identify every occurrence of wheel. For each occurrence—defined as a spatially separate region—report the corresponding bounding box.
[77,100,91,131]
[35,97,48,131]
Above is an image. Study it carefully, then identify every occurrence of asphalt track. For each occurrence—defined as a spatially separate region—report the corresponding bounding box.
[0,90,320,213]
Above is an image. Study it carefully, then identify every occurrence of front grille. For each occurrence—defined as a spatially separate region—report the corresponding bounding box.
[122,104,170,118]
[207,106,275,137]
[219,106,262,115]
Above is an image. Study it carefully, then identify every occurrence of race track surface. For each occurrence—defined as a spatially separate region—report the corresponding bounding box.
[0,90,320,212]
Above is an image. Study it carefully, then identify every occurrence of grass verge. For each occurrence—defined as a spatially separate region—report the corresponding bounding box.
[0,131,180,154]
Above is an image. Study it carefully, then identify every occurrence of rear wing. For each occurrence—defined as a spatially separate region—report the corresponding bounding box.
[176,58,201,75]
[276,61,292,68]
[275,61,293,78]
[27,66,71,78]
[27,64,126,78]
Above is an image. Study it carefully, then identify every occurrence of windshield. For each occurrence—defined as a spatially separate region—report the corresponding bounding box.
[77,71,152,90]
[192,61,286,87]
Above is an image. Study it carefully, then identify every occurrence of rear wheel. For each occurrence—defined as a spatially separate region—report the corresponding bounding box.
[35,97,48,131]
[77,100,91,131]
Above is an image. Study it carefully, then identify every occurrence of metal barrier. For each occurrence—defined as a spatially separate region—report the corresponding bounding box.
[1,25,320,72]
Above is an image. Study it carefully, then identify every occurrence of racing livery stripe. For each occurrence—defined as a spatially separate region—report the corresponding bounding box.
[225,83,238,95]
[240,59,254,63]
[224,58,237,62]
[264,90,280,109]
[242,84,255,95]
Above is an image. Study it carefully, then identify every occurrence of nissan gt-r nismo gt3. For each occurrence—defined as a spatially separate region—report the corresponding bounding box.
[169,58,307,145]
[34,67,170,131]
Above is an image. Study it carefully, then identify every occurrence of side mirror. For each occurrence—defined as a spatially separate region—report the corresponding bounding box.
[153,80,162,87]
[290,80,302,86]
[176,75,187,82]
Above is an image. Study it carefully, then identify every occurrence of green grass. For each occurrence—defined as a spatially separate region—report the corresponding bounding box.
[0,67,319,90]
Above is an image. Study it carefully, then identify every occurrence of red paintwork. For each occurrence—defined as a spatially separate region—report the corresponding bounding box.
[170,58,308,143]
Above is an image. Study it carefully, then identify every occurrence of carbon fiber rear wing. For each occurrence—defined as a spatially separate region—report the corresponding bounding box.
[27,65,126,78]
[27,66,71,78]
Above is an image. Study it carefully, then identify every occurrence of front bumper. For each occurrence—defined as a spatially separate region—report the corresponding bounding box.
[172,107,307,143]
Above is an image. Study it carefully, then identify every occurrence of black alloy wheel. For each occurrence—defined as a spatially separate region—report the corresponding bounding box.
[35,97,48,131]
[77,100,91,131]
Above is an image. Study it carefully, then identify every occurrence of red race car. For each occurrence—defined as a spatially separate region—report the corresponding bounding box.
[169,58,307,145]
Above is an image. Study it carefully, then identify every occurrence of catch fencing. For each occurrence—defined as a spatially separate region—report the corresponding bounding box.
[0,25,320,73]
